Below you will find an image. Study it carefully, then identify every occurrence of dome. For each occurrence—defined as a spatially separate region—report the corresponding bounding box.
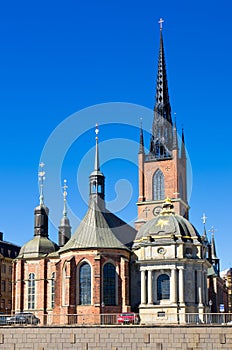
[134,199,201,246]
[17,236,58,259]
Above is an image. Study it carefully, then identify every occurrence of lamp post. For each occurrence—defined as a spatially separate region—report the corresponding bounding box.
[209,300,213,324]
[101,302,105,325]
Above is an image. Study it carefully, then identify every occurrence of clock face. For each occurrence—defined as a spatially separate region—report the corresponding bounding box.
[153,206,162,216]
[157,247,166,255]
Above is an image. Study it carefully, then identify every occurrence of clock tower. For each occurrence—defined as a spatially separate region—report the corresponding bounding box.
[135,20,189,230]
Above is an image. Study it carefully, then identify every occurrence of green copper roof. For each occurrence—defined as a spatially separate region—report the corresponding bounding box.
[17,236,58,259]
[59,201,136,253]
[134,206,201,246]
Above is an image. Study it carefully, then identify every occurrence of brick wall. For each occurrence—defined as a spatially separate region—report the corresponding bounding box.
[0,325,232,349]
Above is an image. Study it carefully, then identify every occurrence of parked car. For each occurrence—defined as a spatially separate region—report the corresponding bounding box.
[0,315,7,325]
[117,313,139,325]
[7,312,40,325]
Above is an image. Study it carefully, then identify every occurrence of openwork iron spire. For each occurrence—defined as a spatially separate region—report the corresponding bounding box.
[151,18,173,159]
[139,119,144,154]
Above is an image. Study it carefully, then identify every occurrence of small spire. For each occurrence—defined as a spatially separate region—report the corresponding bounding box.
[209,226,219,259]
[58,179,71,247]
[158,18,164,31]
[201,213,208,240]
[38,162,45,206]
[139,118,144,154]
[181,128,187,159]
[89,123,105,207]
[94,123,100,171]
[172,118,178,150]
[62,179,68,217]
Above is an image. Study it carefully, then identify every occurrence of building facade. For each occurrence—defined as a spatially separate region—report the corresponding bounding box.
[0,232,20,313]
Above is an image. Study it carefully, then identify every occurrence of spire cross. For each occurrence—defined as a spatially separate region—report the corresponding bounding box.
[201,213,207,225]
[158,18,164,30]
[208,226,218,238]
[38,162,45,205]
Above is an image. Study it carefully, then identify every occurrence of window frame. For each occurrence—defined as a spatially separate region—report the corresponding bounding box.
[79,262,91,305]
[153,169,165,200]
[157,274,170,300]
[103,262,116,306]
[28,273,35,309]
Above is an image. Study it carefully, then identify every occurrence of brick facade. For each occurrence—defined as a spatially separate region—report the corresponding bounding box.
[13,249,131,324]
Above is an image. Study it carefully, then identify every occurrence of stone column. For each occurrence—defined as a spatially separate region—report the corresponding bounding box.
[178,267,184,304]
[197,269,203,306]
[147,270,153,304]
[141,270,146,305]
[204,271,208,305]
[171,268,177,303]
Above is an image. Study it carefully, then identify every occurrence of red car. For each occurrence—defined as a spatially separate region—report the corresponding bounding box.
[117,313,139,325]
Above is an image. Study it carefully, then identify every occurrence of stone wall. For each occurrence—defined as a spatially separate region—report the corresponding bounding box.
[0,325,232,349]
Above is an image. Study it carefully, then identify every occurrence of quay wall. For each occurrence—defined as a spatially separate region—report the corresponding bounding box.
[0,325,232,349]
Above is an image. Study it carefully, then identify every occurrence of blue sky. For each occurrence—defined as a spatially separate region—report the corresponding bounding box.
[0,0,232,270]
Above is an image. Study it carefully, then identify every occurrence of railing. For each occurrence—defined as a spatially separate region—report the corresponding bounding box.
[1,313,232,326]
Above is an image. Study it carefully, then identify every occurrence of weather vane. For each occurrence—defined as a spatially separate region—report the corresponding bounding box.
[158,18,164,30]
[62,179,68,216]
[95,123,99,140]
[38,162,45,205]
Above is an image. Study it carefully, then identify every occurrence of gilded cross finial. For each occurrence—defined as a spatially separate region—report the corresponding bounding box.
[201,213,207,225]
[62,179,68,216]
[38,162,45,205]
[158,18,164,30]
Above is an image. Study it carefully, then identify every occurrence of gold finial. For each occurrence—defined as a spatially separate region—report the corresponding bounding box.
[164,197,172,204]
[158,18,164,30]
[160,197,174,215]
[38,162,46,205]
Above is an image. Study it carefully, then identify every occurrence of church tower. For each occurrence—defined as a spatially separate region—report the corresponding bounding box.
[136,19,189,230]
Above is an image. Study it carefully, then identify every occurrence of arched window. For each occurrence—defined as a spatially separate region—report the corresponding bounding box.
[79,263,91,305]
[153,169,165,200]
[62,263,67,306]
[28,273,35,309]
[157,274,170,300]
[51,272,55,309]
[103,263,116,306]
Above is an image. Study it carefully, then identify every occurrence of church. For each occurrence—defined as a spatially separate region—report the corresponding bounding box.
[12,21,225,325]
